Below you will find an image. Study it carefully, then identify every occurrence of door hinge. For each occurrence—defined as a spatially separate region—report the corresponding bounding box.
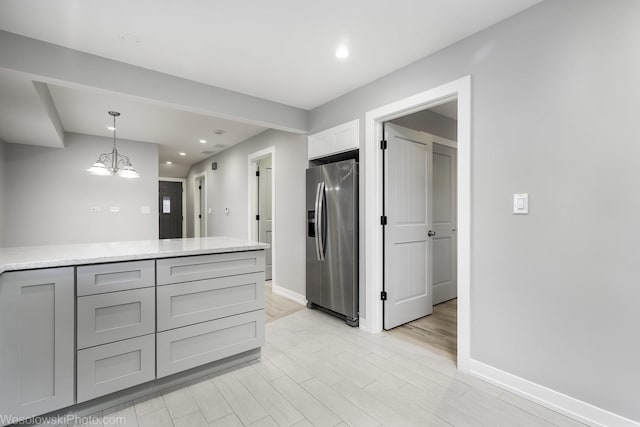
[256,214,260,221]
[380,215,387,226]
[380,139,387,150]
[256,171,260,177]
[380,291,387,301]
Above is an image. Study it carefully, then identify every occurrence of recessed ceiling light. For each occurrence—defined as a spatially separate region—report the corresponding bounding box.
[199,139,207,143]
[335,46,349,59]
[166,161,172,165]
[179,152,186,156]
[107,126,116,131]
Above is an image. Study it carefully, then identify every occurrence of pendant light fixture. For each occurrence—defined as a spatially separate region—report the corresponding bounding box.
[87,111,140,178]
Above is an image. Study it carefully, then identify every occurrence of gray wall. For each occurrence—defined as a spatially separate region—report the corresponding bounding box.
[187,129,307,296]
[3,133,158,247]
[390,109,457,140]
[310,0,640,421]
[0,139,5,246]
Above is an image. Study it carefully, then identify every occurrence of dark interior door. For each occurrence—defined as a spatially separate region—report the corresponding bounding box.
[159,181,183,239]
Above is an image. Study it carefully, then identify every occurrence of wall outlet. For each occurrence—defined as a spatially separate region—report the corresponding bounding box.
[90,206,101,212]
[141,206,150,214]
[110,206,120,213]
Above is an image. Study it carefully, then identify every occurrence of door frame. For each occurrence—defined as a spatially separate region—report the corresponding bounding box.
[363,75,471,371]
[247,146,276,287]
[159,177,187,238]
[193,171,207,237]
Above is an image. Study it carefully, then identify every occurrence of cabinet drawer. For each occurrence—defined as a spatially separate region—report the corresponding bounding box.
[157,310,265,378]
[157,273,265,331]
[77,260,155,296]
[77,334,155,403]
[77,288,155,349]
[157,251,264,285]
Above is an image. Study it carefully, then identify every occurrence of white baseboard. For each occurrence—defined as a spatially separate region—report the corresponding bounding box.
[467,359,639,427]
[271,284,307,306]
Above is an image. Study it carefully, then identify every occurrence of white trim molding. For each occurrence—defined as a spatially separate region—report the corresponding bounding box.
[271,284,307,307]
[362,76,472,375]
[192,171,207,237]
[247,146,276,290]
[158,177,187,238]
[468,360,640,427]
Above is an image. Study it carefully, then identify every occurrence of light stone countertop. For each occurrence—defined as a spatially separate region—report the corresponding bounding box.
[0,237,269,274]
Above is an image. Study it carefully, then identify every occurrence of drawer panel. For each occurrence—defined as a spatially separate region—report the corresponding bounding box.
[157,310,265,378]
[77,288,155,349]
[77,334,155,403]
[157,272,265,331]
[157,251,264,285]
[77,260,155,296]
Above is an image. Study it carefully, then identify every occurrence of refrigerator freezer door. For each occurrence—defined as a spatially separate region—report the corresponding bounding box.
[306,167,323,306]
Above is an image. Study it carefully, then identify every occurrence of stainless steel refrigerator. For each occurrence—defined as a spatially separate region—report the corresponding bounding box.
[306,159,358,326]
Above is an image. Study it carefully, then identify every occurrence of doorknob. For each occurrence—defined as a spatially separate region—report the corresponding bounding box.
[428,230,436,237]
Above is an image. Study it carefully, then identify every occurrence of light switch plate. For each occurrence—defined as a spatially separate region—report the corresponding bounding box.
[141,206,150,214]
[110,206,120,213]
[513,193,529,214]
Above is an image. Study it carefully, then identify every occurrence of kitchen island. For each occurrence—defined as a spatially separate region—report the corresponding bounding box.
[0,237,268,425]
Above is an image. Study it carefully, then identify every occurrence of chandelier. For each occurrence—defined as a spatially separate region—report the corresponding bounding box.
[87,111,140,178]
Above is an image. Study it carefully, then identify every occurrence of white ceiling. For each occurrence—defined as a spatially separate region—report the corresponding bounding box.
[0,0,542,110]
[48,83,267,177]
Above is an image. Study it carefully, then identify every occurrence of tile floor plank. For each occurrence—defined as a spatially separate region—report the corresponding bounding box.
[188,378,234,422]
[162,384,200,420]
[212,373,269,425]
[301,378,382,427]
[271,375,342,427]
[240,372,305,426]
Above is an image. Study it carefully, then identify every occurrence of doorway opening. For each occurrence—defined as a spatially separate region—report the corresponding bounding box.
[193,172,207,237]
[382,103,458,359]
[363,76,471,370]
[158,178,185,239]
[247,146,277,300]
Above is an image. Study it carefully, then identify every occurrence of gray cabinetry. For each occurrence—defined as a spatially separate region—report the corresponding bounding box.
[77,260,155,296]
[77,334,155,403]
[76,262,157,402]
[157,272,264,331]
[156,251,266,378]
[157,310,265,378]
[0,268,74,424]
[77,287,156,349]
[157,251,264,285]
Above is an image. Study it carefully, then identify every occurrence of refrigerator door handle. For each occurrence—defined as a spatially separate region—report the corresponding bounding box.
[314,182,322,261]
[317,181,326,261]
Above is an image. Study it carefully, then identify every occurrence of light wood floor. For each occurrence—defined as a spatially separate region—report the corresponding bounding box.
[265,281,305,323]
[78,299,586,427]
[388,298,457,361]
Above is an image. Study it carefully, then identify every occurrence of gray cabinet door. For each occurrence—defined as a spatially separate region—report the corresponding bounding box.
[77,287,156,349]
[157,272,264,331]
[77,260,155,296]
[77,334,155,403]
[0,268,74,424]
[157,310,265,378]
[157,251,265,285]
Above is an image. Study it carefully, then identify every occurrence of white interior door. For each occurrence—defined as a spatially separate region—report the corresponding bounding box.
[384,124,433,330]
[432,143,457,305]
[258,157,273,280]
